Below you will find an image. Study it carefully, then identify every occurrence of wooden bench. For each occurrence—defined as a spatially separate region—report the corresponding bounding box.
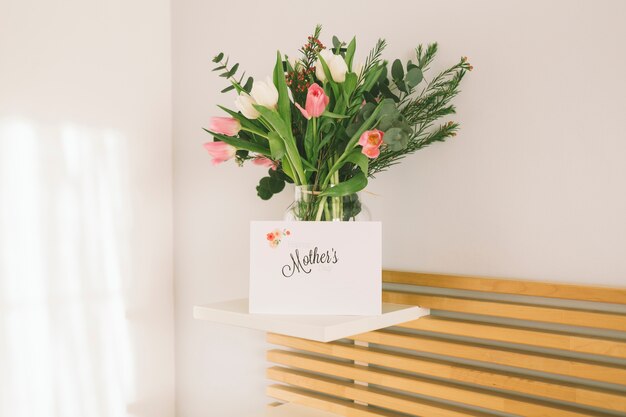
[267,270,626,417]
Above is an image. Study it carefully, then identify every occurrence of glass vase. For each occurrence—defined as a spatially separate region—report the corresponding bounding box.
[284,185,371,221]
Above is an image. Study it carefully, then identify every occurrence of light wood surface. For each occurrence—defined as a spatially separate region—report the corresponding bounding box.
[267,334,626,413]
[267,271,626,416]
[267,385,408,417]
[383,291,626,331]
[398,316,626,358]
[268,351,602,417]
[350,330,626,385]
[268,372,495,417]
[383,270,626,304]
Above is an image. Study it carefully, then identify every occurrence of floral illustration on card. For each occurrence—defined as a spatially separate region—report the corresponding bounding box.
[266,228,291,248]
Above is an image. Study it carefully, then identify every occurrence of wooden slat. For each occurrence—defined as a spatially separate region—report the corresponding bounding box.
[383,270,626,304]
[267,333,626,413]
[383,291,626,332]
[268,369,496,417]
[268,350,602,417]
[351,330,626,385]
[267,385,406,417]
[398,316,626,359]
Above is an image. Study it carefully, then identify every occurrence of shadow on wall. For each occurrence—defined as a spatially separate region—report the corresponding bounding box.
[0,119,135,417]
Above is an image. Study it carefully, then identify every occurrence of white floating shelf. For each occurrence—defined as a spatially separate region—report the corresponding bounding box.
[193,298,429,342]
[262,403,341,417]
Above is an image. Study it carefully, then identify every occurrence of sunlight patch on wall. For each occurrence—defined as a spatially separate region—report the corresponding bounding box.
[0,119,134,417]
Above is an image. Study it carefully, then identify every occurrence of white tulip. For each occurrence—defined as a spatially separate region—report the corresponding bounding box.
[250,77,279,109]
[234,93,260,119]
[315,50,349,83]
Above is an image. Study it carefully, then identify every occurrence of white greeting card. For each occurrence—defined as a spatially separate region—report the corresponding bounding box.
[249,221,382,315]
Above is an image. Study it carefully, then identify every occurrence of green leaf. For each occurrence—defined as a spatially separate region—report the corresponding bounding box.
[227,63,239,78]
[243,77,254,93]
[345,37,356,70]
[342,72,357,99]
[395,79,408,93]
[300,157,317,172]
[362,64,385,92]
[332,35,341,52]
[345,149,369,174]
[253,104,305,184]
[273,51,292,126]
[405,67,423,88]
[212,52,224,63]
[391,59,404,80]
[379,83,400,102]
[321,172,368,197]
[256,178,273,200]
[203,129,269,154]
[253,105,292,143]
[221,85,235,93]
[267,132,286,159]
[304,121,314,160]
[321,111,349,119]
[217,105,266,136]
[281,158,295,182]
[267,176,285,193]
[344,99,389,151]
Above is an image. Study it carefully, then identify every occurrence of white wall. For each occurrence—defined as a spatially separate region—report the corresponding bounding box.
[173,0,626,416]
[0,0,174,416]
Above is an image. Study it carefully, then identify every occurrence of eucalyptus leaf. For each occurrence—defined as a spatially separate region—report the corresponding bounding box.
[395,79,408,93]
[382,127,409,151]
[243,77,254,93]
[405,67,423,88]
[221,85,235,93]
[345,37,356,70]
[227,63,239,78]
[360,102,376,119]
[256,185,272,200]
[391,59,404,80]
[332,35,341,52]
[268,176,285,193]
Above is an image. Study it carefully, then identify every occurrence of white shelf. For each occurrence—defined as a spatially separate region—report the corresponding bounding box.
[262,403,341,417]
[193,298,429,342]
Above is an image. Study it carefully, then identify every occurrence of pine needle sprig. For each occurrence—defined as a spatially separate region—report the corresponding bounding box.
[358,38,387,84]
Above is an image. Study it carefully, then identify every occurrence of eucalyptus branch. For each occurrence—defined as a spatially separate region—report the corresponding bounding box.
[211,52,254,94]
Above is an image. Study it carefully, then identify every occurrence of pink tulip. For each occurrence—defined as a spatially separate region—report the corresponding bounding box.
[203,141,236,165]
[359,129,384,159]
[208,117,241,137]
[361,145,380,159]
[252,155,278,171]
[295,83,329,120]
[358,129,384,148]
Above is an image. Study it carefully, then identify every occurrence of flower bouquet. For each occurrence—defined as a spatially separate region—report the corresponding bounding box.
[204,25,471,221]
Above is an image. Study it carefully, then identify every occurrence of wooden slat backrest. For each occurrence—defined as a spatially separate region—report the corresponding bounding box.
[383,270,626,304]
[267,270,626,417]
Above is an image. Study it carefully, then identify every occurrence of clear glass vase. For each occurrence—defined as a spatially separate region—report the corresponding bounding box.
[284,185,371,221]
